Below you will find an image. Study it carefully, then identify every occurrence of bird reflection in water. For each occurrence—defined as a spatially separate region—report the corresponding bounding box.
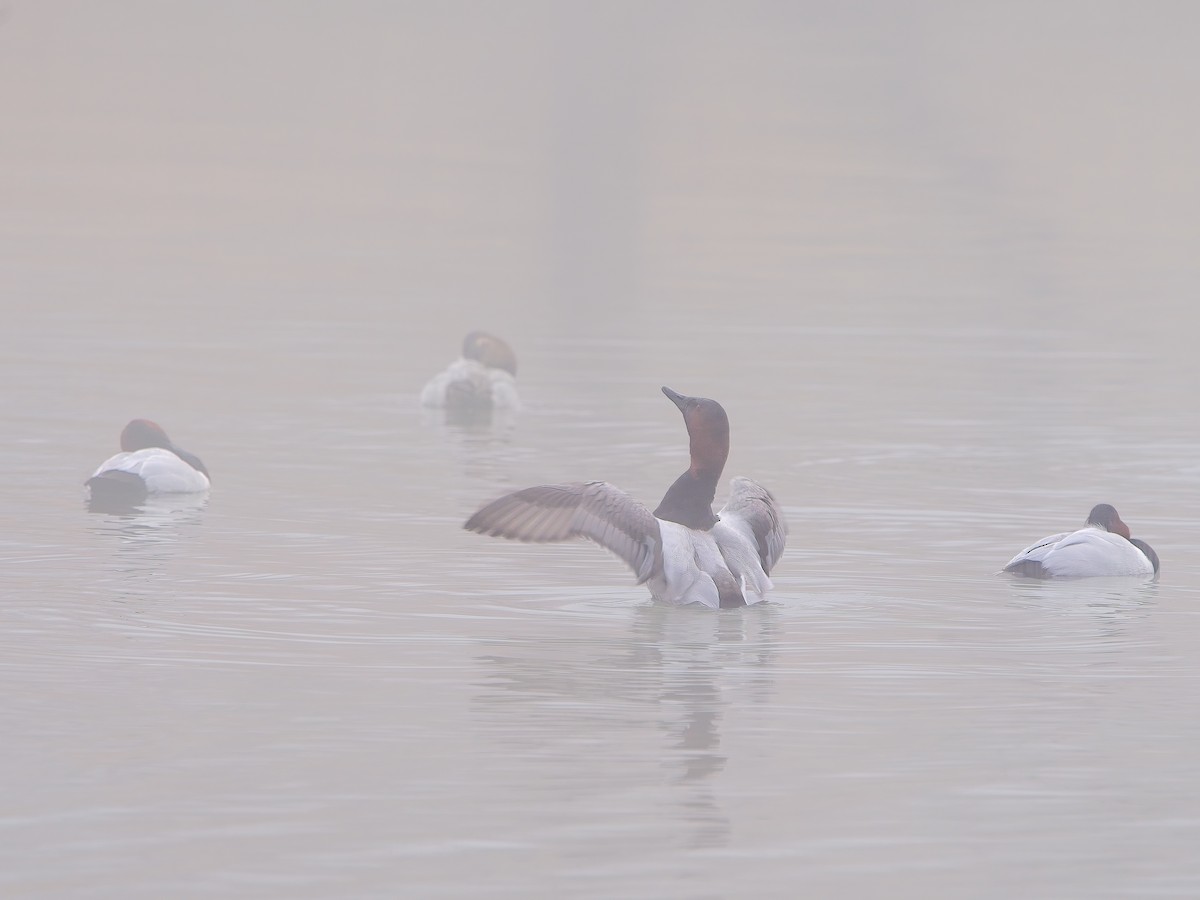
[85,490,209,548]
[1002,575,1157,642]
[422,401,519,434]
[474,603,779,850]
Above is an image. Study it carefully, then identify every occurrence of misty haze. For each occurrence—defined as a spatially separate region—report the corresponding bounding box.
[4,3,1200,897]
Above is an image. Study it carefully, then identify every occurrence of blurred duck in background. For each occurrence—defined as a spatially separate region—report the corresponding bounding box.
[420,331,520,413]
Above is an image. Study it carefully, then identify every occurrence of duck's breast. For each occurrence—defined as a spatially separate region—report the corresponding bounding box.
[92,448,210,494]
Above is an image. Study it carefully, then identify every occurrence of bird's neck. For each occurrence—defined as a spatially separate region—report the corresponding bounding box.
[654,470,719,530]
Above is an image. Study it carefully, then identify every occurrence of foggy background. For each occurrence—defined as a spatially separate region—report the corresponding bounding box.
[4,3,1200,897]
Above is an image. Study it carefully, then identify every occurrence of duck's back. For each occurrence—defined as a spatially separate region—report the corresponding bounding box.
[90,448,210,495]
[1004,527,1153,578]
[421,359,520,410]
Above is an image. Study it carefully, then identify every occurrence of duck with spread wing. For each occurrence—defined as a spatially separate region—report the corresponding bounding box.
[465,387,786,608]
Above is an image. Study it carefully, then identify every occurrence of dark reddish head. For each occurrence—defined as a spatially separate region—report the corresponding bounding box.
[662,386,729,480]
[1086,503,1130,538]
[463,331,517,376]
[120,419,173,452]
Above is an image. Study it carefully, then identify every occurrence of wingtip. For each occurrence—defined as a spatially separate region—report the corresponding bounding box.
[463,510,496,535]
[463,517,500,537]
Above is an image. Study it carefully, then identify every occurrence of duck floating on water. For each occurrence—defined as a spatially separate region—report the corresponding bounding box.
[87,419,211,502]
[1002,503,1159,578]
[465,386,786,608]
[420,331,519,412]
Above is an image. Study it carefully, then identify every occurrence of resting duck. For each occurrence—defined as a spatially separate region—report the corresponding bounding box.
[464,386,787,608]
[1002,503,1159,578]
[86,419,211,501]
[420,331,519,411]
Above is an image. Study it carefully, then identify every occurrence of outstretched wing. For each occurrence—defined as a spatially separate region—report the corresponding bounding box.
[718,476,787,574]
[464,481,663,583]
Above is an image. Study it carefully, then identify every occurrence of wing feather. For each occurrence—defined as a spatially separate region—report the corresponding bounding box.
[465,482,663,582]
[1002,531,1070,571]
[718,476,788,574]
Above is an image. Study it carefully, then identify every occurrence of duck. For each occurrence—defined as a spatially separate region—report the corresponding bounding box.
[464,386,787,608]
[420,331,520,411]
[1002,503,1159,578]
[86,419,211,501]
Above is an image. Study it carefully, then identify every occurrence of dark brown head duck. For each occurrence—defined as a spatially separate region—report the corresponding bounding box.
[420,331,519,412]
[465,387,786,608]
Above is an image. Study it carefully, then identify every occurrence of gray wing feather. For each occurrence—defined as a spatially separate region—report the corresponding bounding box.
[719,476,788,574]
[465,481,663,583]
[1003,531,1070,570]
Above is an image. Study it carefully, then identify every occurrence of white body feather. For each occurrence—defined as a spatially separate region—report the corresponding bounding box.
[650,517,773,609]
[1004,526,1154,577]
[420,359,520,410]
[90,448,211,494]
